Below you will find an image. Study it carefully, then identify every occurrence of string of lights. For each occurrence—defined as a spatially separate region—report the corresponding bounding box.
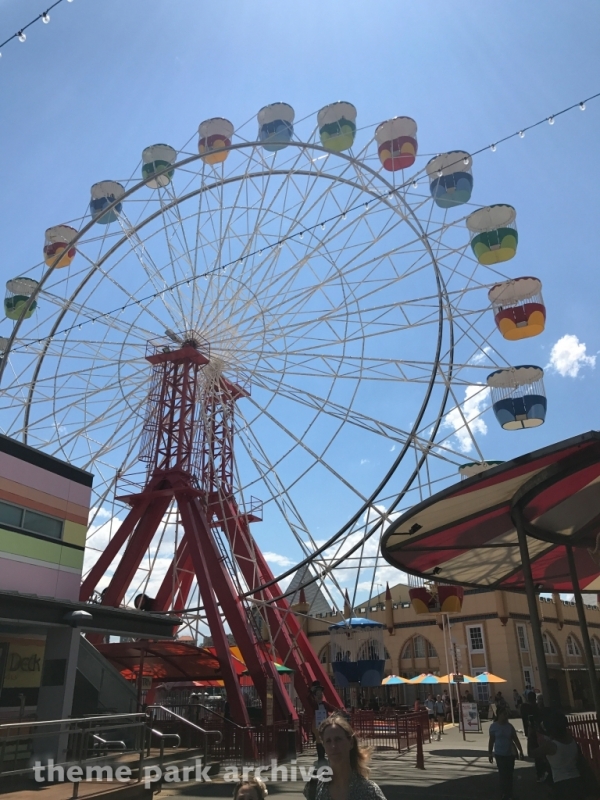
[4,88,599,356]
[0,0,73,55]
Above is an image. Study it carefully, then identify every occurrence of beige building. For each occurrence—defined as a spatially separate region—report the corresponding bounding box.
[301,584,600,711]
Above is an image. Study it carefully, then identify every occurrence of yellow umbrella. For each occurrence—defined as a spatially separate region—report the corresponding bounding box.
[408,673,443,684]
[382,674,410,685]
[474,671,506,683]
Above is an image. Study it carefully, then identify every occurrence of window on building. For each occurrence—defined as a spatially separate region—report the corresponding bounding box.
[468,625,485,653]
[0,499,63,541]
[358,639,380,660]
[517,624,529,652]
[566,635,581,656]
[591,638,600,658]
[523,668,533,691]
[413,636,425,659]
[402,641,413,660]
[427,640,438,658]
[473,669,490,701]
[542,633,557,655]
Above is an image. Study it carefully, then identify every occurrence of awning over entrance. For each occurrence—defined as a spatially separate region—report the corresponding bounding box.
[382,431,600,593]
[96,640,246,681]
[0,589,181,638]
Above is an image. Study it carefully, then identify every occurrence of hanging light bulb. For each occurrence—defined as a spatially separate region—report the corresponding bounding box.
[490,143,496,152]
[580,102,586,111]
[42,12,50,23]
[411,180,418,188]
[17,31,26,42]
[342,213,346,220]
[388,190,394,198]
[320,223,325,230]
[519,130,525,138]
[437,169,443,177]
[463,156,470,166]
[258,249,263,255]
[364,201,369,210]
[548,116,554,125]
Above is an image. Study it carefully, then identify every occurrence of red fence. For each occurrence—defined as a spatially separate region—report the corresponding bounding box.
[568,712,600,781]
[349,710,430,753]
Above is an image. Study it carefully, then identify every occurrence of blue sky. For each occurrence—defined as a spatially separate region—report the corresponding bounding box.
[1,0,599,603]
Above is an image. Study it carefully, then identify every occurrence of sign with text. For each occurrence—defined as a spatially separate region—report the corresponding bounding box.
[460,702,481,732]
[0,637,46,690]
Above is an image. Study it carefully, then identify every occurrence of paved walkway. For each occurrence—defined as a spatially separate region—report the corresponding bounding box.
[3,721,541,800]
[163,720,539,800]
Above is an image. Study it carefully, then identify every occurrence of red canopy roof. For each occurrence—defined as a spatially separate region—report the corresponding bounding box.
[96,640,246,681]
[381,431,600,593]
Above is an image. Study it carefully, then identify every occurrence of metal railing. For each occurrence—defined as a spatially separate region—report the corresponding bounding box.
[0,712,147,797]
[146,705,222,766]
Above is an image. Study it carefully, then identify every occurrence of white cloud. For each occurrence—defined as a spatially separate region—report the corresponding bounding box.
[547,334,596,378]
[360,458,370,465]
[470,346,491,365]
[442,385,490,454]
[263,551,294,567]
[390,444,396,452]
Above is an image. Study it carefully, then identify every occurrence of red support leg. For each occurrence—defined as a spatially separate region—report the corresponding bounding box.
[100,493,173,608]
[79,496,150,601]
[214,498,342,711]
[176,495,254,740]
[182,494,297,724]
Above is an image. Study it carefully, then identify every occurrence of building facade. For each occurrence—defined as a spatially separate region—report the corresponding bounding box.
[302,585,600,711]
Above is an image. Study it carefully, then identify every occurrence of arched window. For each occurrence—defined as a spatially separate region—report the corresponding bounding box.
[400,635,438,661]
[319,645,329,664]
[357,639,381,660]
[566,635,582,657]
[543,632,557,655]
[414,636,425,659]
[591,637,600,660]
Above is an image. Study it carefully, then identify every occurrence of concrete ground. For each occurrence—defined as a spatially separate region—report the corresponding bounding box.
[163,720,540,800]
[3,721,543,800]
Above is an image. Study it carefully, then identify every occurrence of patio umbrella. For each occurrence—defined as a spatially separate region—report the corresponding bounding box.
[408,673,443,684]
[382,675,410,685]
[438,674,478,683]
[474,672,506,683]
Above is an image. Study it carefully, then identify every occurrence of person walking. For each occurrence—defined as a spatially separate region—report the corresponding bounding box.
[512,689,522,711]
[528,711,587,800]
[520,691,536,737]
[488,708,524,800]
[307,681,338,763]
[434,694,446,740]
[308,714,387,800]
[424,693,435,738]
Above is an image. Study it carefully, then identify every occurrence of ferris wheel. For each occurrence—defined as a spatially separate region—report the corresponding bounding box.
[0,102,546,718]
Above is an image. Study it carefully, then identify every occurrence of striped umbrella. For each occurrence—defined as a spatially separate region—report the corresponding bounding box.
[382,674,410,685]
[408,673,443,684]
[474,672,506,683]
[438,674,478,683]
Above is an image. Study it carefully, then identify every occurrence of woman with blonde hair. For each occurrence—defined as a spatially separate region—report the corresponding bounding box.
[233,777,268,800]
[310,714,387,800]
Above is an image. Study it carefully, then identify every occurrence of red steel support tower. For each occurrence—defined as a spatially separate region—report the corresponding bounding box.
[80,332,341,727]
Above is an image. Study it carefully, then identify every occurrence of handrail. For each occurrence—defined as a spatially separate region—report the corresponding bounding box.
[149,729,181,748]
[146,706,223,742]
[92,733,127,750]
[0,712,146,731]
[193,703,253,731]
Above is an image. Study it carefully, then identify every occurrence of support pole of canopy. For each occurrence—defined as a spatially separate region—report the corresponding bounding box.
[566,543,600,716]
[511,507,551,702]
